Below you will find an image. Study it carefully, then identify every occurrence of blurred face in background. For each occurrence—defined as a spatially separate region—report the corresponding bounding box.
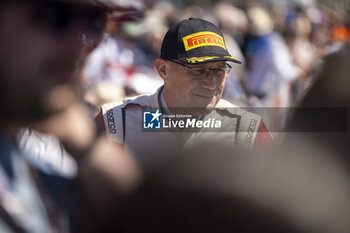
[0,1,107,123]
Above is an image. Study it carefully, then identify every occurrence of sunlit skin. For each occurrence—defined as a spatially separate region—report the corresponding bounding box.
[155,59,227,113]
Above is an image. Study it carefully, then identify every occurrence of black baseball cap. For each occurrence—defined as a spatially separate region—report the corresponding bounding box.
[160,18,241,64]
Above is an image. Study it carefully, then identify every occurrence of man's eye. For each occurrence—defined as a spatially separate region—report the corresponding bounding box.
[215,68,226,77]
[190,69,207,76]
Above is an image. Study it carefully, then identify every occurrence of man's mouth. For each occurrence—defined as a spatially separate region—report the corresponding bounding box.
[194,93,216,98]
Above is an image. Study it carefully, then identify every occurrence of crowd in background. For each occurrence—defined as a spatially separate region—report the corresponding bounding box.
[82,0,350,134]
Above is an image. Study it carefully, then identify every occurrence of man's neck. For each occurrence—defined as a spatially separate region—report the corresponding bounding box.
[161,86,175,108]
[159,88,173,116]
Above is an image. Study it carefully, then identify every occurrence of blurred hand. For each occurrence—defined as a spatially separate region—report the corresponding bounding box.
[30,84,142,194]
[30,99,95,155]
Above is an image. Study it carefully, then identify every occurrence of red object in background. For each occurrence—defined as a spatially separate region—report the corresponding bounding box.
[331,25,350,42]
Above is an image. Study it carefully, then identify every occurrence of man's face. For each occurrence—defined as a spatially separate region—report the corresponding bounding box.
[163,60,228,111]
[0,1,106,122]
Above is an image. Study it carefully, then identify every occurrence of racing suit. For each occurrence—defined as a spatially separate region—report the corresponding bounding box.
[96,86,273,159]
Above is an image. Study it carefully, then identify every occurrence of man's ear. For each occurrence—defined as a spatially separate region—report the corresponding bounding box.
[154,58,169,81]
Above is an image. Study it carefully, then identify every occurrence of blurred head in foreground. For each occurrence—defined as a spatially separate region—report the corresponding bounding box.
[0,0,115,126]
[112,137,350,233]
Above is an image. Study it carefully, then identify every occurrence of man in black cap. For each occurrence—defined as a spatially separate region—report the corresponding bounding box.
[97,18,273,160]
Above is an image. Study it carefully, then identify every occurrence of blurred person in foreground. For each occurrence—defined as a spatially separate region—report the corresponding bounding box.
[287,42,350,166]
[113,139,350,233]
[0,0,141,232]
[96,18,273,162]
